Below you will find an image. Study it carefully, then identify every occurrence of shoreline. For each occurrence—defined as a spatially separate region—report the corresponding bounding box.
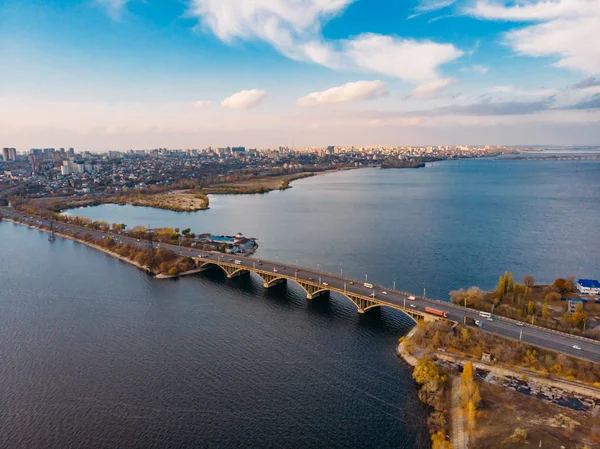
[56,167,357,214]
[1,217,204,279]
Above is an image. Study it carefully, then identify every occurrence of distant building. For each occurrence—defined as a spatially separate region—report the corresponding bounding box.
[577,279,600,295]
[2,147,16,161]
[231,147,245,153]
[568,299,584,313]
[60,160,86,175]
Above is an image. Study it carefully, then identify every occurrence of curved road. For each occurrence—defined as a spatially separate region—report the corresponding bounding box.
[3,208,600,363]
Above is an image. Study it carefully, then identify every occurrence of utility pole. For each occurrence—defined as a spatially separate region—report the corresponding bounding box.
[393,280,396,290]
[519,328,523,341]
[423,286,426,298]
[146,226,155,270]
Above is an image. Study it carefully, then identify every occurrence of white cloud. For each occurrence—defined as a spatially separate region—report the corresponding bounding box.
[193,100,212,108]
[297,80,387,106]
[489,85,559,97]
[97,0,131,19]
[467,0,600,74]
[221,89,266,109]
[189,0,463,83]
[415,0,457,12]
[342,34,462,84]
[408,78,458,98]
[471,64,488,74]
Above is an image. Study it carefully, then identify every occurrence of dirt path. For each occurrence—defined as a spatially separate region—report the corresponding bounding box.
[451,377,469,449]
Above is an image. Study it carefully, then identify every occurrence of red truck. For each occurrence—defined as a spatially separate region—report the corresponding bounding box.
[424,307,448,318]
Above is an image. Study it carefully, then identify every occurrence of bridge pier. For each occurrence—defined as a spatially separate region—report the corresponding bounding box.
[263,278,286,288]
[306,290,330,300]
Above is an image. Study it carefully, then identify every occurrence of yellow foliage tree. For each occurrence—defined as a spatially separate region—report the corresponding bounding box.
[431,431,453,449]
[466,399,476,433]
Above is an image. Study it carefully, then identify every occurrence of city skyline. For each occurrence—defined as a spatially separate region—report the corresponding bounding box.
[2,0,600,150]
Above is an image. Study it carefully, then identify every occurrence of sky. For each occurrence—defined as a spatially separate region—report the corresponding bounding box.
[1,0,600,150]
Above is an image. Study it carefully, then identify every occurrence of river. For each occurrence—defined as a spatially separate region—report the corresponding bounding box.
[1,157,599,448]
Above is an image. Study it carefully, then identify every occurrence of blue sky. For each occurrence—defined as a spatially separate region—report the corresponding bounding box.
[1,0,599,150]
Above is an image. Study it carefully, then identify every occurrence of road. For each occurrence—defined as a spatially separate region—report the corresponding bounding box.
[2,207,600,363]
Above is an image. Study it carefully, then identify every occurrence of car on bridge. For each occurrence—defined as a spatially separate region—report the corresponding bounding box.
[322,282,328,286]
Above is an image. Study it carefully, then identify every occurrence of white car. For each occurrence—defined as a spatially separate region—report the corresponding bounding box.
[322,282,329,286]
[382,291,387,295]
[515,322,523,326]
[487,317,493,321]
[410,304,416,308]
[573,345,581,350]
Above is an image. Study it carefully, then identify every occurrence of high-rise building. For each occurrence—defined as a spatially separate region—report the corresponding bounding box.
[2,148,17,161]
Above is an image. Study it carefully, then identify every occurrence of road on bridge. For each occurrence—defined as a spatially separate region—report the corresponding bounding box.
[3,207,600,363]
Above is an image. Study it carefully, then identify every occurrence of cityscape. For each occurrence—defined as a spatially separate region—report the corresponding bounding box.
[2,145,528,199]
[1,0,599,448]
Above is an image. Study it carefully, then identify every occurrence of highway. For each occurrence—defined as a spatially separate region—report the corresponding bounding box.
[2,207,600,363]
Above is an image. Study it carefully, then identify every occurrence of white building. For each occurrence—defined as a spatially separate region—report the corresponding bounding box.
[576,279,600,295]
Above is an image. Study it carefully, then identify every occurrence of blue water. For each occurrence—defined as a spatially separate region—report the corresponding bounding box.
[1,157,599,448]
[67,159,600,300]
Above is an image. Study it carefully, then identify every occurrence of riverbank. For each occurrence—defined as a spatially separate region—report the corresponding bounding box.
[450,273,600,341]
[397,321,600,448]
[1,217,206,279]
[203,167,355,195]
[2,217,155,274]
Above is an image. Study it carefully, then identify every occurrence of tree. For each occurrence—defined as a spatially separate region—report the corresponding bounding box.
[571,312,588,329]
[413,357,446,409]
[460,362,481,409]
[496,276,505,300]
[527,301,536,316]
[461,362,474,385]
[554,278,568,293]
[542,301,549,318]
[466,399,477,432]
[430,431,452,449]
[461,327,470,345]
[508,272,514,292]
[523,274,534,287]
[413,357,442,385]
[545,291,561,302]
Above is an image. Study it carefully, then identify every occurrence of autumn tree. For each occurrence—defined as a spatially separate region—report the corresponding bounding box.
[413,357,446,409]
[496,276,505,301]
[542,301,549,318]
[430,431,452,449]
[523,274,534,287]
[508,272,514,292]
[527,301,536,316]
[554,278,569,294]
[460,362,481,409]
[466,399,477,433]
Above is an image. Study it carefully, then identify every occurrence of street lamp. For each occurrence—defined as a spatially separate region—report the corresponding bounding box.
[317,263,320,271]
[365,273,368,283]
[340,265,343,277]
[393,280,396,290]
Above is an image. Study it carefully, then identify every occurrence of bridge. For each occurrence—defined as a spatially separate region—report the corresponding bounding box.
[2,206,600,363]
[193,256,438,324]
